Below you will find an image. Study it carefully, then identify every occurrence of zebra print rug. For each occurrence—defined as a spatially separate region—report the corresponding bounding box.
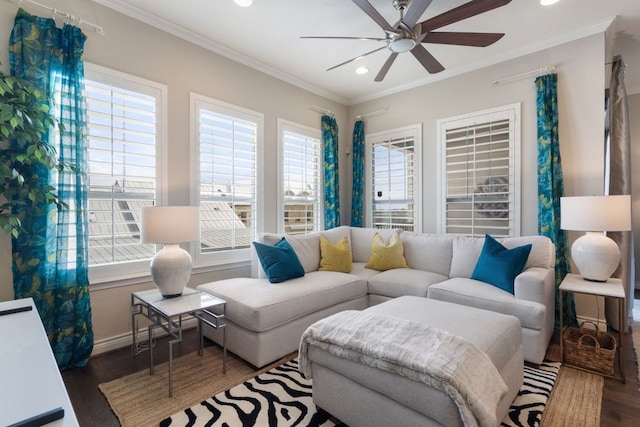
[161,359,560,427]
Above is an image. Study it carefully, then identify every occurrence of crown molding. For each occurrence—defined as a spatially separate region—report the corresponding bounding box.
[93,0,348,105]
[347,17,616,105]
[92,1,615,107]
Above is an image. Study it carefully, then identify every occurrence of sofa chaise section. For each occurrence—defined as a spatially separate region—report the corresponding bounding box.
[197,271,368,367]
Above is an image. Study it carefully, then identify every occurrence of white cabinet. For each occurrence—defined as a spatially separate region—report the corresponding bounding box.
[0,298,79,426]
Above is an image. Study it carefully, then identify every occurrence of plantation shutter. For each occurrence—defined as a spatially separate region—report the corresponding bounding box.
[198,108,257,252]
[370,135,416,231]
[282,128,322,234]
[86,80,157,265]
[441,106,518,237]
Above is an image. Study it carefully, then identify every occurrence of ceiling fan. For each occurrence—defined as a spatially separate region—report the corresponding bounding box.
[302,0,512,82]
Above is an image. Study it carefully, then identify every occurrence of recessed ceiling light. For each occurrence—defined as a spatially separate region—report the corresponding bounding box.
[234,0,253,7]
[355,67,369,75]
[540,0,560,5]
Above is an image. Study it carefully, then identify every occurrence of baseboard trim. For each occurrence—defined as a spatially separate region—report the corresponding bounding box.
[91,318,198,357]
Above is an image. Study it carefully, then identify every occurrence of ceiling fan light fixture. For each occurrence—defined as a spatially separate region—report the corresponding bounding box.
[355,66,369,75]
[389,37,416,53]
[234,0,253,7]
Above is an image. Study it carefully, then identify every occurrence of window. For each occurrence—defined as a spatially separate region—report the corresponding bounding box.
[85,64,167,282]
[192,94,263,265]
[437,104,521,237]
[277,119,322,234]
[366,125,421,232]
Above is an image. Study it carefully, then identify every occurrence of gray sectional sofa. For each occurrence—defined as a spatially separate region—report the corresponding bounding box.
[197,226,555,368]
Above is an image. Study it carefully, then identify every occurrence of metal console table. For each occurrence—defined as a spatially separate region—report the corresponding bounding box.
[131,287,227,397]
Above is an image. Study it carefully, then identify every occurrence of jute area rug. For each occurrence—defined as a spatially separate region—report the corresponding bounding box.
[99,345,603,427]
[98,346,295,427]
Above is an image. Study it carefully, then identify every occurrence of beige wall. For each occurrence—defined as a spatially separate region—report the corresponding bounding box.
[346,34,608,322]
[0,1,348,352]
[347,34,607,234]
[0,2,620,349]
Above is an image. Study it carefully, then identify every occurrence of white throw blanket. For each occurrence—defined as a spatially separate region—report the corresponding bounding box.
[299,310,507,427]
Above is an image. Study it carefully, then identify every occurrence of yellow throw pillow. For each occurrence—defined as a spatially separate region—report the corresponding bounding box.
[365,232,408,271]
[319,236,353,273]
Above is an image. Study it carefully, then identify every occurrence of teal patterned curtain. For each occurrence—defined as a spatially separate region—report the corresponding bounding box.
[322,115,340,229]
[10,8,94,368]
[536,73,577,329]
[350,120,365,227]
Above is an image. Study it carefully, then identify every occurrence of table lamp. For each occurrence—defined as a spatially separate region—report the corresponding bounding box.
[141,206,200,297]
[560,195,631,282]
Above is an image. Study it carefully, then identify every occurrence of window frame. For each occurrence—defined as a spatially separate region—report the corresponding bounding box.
[436,103,521,237]
[85,63,168,285]
[364,124,422,232]
[190,93,264,267]
[276,118,323,234]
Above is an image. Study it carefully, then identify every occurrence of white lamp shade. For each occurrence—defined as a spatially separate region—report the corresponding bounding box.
[141,206,200,297]
[560,195,631,232]
[560,195,631,282]
[141,206,200,244]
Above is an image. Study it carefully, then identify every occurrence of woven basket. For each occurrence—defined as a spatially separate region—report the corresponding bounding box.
[563,321,617,375]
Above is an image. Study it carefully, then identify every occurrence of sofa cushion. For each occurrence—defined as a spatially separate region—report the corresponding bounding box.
[365,233,409,271]
[368,268,448,298]
[350,227,401,263]
[349,262,383,280]
[427,278,546,330]
[197,271,368,333]
[252,238,305,283]
[450,235,554,278]
[400,232,453,276]
[319,236,352,273]
[471,234,532,294]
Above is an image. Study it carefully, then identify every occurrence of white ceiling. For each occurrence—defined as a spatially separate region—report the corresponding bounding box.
[96,0,640,105]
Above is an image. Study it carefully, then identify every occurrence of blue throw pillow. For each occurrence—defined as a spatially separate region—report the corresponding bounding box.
[471,234,532,294]
[253,238,305,283]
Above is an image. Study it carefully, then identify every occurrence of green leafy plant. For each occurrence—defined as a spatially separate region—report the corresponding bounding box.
[0,65,67,238]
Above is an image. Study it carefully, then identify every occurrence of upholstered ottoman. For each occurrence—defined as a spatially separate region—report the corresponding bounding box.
[300,296,523,427]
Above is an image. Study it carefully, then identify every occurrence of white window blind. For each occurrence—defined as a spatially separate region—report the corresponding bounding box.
[438,104,520,237]
[196,102,258,254]
[85,78,158,266]
[367,125,421,232]
[279,120,322,234]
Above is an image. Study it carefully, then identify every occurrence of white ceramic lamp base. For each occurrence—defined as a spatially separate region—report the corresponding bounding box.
[150,244,193,297]
[571,232,621,282]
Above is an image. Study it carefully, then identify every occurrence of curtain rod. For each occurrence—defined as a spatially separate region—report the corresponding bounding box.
[10,0,105,34]
[355,109,387,120]
[492,65,556,86]
[308,105,335,117]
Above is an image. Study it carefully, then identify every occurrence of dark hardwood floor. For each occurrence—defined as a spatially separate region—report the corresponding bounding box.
[63,325,640,427]
[62,329,210,427]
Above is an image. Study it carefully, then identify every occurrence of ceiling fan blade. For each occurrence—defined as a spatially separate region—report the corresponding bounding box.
[352,0,395,33]
[327,46,387,71]
[421,0,512,33]
[301,36,386,42]
[403,0,433,28]
[410,44,445,74]
[375,53,399,82]
[422,31,505,47]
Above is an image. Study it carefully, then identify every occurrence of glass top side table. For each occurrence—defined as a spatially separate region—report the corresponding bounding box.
[131,288,227,396]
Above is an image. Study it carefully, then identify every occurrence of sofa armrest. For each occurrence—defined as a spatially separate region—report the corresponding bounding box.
[514,267,555,306]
